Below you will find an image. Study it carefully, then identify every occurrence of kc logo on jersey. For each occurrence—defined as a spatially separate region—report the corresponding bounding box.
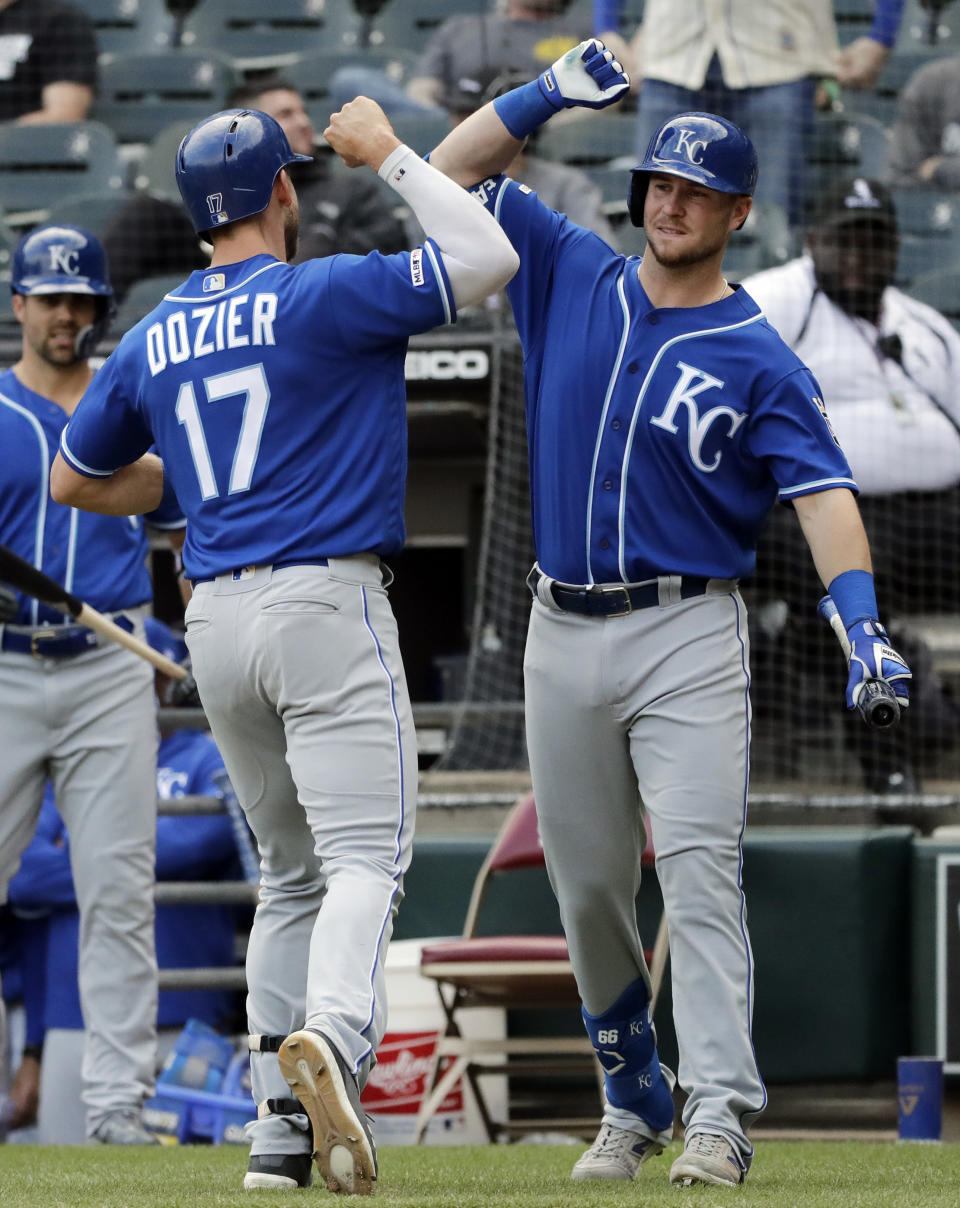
[47,244,80,275]
[650,360,746,472]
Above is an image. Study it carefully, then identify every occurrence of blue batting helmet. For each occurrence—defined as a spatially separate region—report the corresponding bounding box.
[628,112,758,226]
[11,224,114,357]
[175,108,313,235]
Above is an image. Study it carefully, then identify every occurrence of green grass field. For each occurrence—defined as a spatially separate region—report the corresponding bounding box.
[1,1140,958,1208]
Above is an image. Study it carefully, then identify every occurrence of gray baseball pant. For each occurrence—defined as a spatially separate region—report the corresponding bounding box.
[184,558,417,1156]
[523,589,766,1157]
[0,631,158,1134]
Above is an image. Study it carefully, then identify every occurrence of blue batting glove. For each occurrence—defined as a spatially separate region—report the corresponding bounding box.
[845,619,912,711]
[538,38,630,112]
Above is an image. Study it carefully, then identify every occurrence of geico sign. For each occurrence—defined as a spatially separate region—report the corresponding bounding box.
[405,349,489,381]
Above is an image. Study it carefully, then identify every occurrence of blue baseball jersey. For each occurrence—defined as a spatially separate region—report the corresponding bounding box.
[0,368,184,625]
[60,247,456,581]
[469,176,856,585]
[7,729,243,1030]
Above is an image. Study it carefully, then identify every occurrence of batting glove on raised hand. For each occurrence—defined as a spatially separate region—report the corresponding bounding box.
[538,38,630,112]
[845,619,912,711]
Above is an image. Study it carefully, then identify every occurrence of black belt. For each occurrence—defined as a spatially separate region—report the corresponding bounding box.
[534,572,714,618]
[191,558,329,587]
[1,614,134,659]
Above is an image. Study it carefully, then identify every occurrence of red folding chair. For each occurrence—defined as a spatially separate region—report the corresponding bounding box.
[414,792,669,1142]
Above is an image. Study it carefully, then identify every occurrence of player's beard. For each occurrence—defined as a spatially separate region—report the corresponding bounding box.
[36,328,81,368]
[644,225,729,270]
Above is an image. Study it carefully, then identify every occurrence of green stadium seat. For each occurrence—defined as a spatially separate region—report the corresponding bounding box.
[805,111,891,208]
[360,0,472,54]
[0,122,125,219]
[536,112,637,166]
[132,121,195,199]
[889,189,960,286]
[74,0,174,56]
[112,272,191,334]
[908,267,960,332]
[43,190,136,237]
[180,0,359,70]
[92,50,237,145]
[286,46,419,128]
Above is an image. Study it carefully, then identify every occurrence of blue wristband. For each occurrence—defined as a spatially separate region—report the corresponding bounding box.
[493,79,558,141]
[828,569,879,631]
[869,0,903,48]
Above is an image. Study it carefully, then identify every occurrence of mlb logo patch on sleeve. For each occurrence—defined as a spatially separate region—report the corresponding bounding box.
[410,247,425,287]
[203,273,225,293]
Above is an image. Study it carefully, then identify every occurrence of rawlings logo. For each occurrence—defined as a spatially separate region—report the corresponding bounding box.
[365,1047,434,1097]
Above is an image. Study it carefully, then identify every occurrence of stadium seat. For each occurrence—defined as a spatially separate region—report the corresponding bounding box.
[413,792,669,1143]
[42,190,136,237]
[900,0,960,50]
[92,50,237,145]
[133,121,195,199]
[286,45,419,128]
[112,272,191,334]
[386,110,452,158]
[0,122,125,219]
[889,189,960,286]
[907,267,960,333]
[805,111,891,206]
[536,112,637,166]
[74,0,175,56]
[843,49,940,127]
[180,0,359,70]
[360,0,473,53]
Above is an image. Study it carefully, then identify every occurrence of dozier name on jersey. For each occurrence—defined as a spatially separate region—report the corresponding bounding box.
[145,291,279,376]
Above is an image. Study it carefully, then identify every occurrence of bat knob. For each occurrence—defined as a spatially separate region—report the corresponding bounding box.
[859,679,901,730]
[168,671,202,709]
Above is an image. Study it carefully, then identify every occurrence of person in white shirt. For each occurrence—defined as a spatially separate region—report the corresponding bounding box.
[743,177,960,792]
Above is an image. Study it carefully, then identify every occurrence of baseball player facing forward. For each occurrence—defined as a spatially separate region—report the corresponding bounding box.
[50,101,518,1193]
[430,42,912,1187]
[0,225,185,1144]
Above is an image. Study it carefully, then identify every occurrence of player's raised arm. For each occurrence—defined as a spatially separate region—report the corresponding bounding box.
[324,95,519,309]
[429,38,630,188]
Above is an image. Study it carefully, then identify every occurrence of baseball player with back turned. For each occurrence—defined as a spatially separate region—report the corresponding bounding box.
[50,99,518,1194]
[430,42,912,1187]
[0,225,185,1144]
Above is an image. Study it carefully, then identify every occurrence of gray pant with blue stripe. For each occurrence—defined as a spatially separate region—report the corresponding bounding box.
[184,558,417,1156]
[523,588,766,1160]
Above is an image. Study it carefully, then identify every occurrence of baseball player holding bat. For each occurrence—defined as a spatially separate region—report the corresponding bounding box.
[0,225,185,1145]
[50,100,518,1193]
[429,41,911,1188]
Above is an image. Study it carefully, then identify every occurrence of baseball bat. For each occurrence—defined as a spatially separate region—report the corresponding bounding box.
[817,595,900,730]
[0,543,188,680]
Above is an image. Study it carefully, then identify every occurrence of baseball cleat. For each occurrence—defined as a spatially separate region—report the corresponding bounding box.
[89,1109,161,1145]
[571,1122,664,1180]
[669,1131,745,1186]
[243,1152,314,1190]
[278,1030,377,1196]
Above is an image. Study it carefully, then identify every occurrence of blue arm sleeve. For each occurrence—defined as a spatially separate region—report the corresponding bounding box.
[17,916,49,1049]
[870,0,904,46]
[594,0,621,32]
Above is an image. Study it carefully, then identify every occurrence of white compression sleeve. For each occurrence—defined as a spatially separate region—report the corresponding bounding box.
[378,144,518,310]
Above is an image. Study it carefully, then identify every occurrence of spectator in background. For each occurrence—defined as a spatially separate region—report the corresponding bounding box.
[3,617,256,1145]
[743,176,960,791]
[101,76,410,302]
[887,53,960,188]
[0,0,97,123]
[330,0,635,118]
[626,0,903,230]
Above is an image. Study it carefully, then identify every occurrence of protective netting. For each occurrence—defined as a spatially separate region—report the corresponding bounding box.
[2,1,960,789]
